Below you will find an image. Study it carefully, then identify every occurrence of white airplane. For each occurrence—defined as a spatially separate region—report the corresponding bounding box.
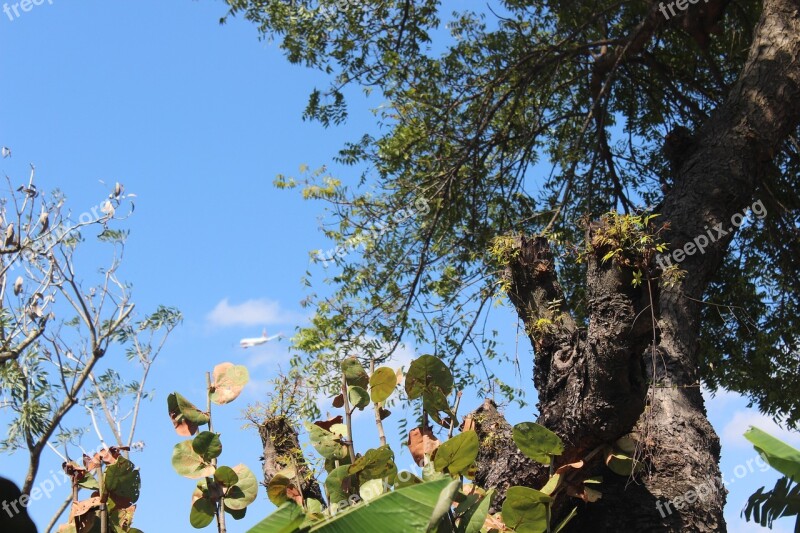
[240,329,283,349]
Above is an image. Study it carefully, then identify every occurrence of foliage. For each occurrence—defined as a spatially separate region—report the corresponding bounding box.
[241,354,649,532]
[742,427,800,530]
[167,362,257,531]
[0,171,180,533]
[57,447,143,533]
[221,0,800,430]
[586,212,682,288]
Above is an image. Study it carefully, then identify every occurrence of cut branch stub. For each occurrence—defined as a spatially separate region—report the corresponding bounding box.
[258,416,324,505]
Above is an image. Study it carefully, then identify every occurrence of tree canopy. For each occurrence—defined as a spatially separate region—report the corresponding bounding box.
[223,0,800,427]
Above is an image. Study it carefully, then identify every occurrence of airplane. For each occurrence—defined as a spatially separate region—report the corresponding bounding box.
[240,329,284,349]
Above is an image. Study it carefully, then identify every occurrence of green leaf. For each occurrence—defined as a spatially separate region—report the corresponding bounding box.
[214,466,239,487]
[192,431,223,462]
[225,464,259,510]
[172,440,215,479]
[210,363,250,405]
[306,422,349,460]
[190,498,215,528]
[359,478,387,502]
[225,504,247,520]
[342,357,369,388]
[168,392,210,426]
[405,355,453,400]
[744,426,800,480]
[348,446,395,481]
[369,367,397,403]
[606,453,643,476]
[422,387,453,424]
[427,478,460,530]
[78,471,99,490]
[502,486,551,533]
[458,489,495,533]
[309,478,453,532]
[512,422,564,464]
[326,464,354,505]
[268,474,295,505]
[104,456,141,504]
[247,502,305,533]
[433,431,479,475]
[347,385,371,410]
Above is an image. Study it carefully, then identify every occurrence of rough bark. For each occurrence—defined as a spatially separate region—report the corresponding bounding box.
[257,415,325,504]
[472,1,800,531]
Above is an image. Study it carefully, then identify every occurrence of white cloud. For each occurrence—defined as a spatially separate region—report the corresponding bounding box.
[721,410,800,450]
[703,385,741,410]
[206,298,304,328]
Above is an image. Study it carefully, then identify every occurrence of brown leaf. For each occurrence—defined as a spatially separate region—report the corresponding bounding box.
[378,407,391,420]
[69,496,101,519]
[555,460,584,475]
[566,483,603,503]
[63,462,88,483]
[483,512,507,531]
[407,427,440,466]
[286,485,304,505]
[99,446,130,466]
[82,453,101,471]
[168,405,199,437]
[332,394,344,408]
[113,503,136,530]
[314,416,344,431]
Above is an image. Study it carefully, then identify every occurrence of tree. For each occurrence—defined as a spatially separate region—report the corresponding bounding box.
[223,0,800,530]
[0,168,180,532]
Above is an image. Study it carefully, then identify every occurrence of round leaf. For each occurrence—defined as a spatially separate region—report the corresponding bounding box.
[347,385,370,410]
[104,456,141,505]
[305,422,348,460]
[192,431,222,462]
[210,363,250,405]
[214,466,239,487]
[172,440,215,479]
[369,367,397,403]
[342,357,369,388]
[189,496,215,529]
[224,464,258,510]
[359,478,386,502]
[190,481,216,529]
[348,446,395,481]
[405,355,453,400]
[267,474,294,506]
[502,486,551,533]
[433,430,479,475]
[325,464,353,505]
[512,422,564,464]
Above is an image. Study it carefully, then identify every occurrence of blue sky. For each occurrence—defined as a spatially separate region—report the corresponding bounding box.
[0,1,797,532]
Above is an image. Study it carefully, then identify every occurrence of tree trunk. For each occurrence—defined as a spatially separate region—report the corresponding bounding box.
[471,1,800,531]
